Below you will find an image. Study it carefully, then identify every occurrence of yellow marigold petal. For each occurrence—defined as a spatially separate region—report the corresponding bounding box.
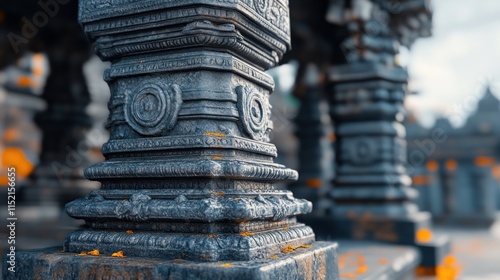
[282,245,296,253]
[111,251,125,258]
[87,250,100,256]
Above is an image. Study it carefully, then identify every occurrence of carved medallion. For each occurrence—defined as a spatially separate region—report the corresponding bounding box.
[254,0,270,15]
[349,137,377,164]
[125,83,182,135]
[237,86,270,141]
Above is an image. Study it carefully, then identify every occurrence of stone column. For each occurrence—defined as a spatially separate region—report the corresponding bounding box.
[289,64,333,212]
[8,1,339,279]
[305,0,450,270]
[10,0,100,212]
[25,30,97,213]
[286,0,336,214]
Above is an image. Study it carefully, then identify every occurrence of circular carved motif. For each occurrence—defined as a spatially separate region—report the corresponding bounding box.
[237,86,270,141]
[125,83,182,136]
[254,0,270,15]
[349,138,376,164]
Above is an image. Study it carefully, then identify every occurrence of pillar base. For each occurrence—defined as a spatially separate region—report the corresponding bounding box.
[301,213,451,268]
[3,242,339,280]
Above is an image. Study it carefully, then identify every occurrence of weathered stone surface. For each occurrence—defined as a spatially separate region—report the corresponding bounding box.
[57,0,322,262]
[5,242,338,280]
[4,0,339,278]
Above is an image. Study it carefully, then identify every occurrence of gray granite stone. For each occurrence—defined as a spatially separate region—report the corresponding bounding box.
[4,242,338,280]
[4,0,339,278]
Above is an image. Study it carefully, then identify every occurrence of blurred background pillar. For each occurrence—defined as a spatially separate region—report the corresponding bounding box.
[300,0,451,271]
[288,64,334,212]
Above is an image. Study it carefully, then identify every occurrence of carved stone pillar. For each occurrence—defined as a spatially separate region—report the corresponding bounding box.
[304,0,451,270]
[8,1,339,279]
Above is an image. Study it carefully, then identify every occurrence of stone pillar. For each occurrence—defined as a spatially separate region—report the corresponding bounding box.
[471,162,496,224]
[289,64,333,211]
[26,29,97,212]
[10,0,100,212]
[7,1,339,279]
[304,0,450,270]
[442,160,457,217]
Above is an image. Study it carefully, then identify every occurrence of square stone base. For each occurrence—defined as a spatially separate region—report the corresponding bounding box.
[3,242,339,280]
[301,213,451,268]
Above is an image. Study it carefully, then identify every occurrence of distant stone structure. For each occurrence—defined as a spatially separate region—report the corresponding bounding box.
[289,0,451,270]
[6,0,339,279]
[406,86,500,225]
[0,0,99,210]
[0,53,47,188]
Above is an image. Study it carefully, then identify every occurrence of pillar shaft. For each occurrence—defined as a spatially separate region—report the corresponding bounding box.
[290,64,333,210]
[329,0,422,217]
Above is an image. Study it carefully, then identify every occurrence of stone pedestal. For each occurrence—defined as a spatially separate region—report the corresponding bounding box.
[5,0,339,279]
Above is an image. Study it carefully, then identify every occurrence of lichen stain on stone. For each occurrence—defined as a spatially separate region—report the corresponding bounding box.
[221,263,232,267]
[125,230,134,234]
[239,231,254,237]
[204,131,226,138]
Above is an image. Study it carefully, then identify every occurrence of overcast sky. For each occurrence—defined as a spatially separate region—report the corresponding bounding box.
[404,0,500,127]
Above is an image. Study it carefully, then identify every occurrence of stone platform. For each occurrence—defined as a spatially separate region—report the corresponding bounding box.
[4,242,339,280]
[337,241,420,280]
[303,213,451,268]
